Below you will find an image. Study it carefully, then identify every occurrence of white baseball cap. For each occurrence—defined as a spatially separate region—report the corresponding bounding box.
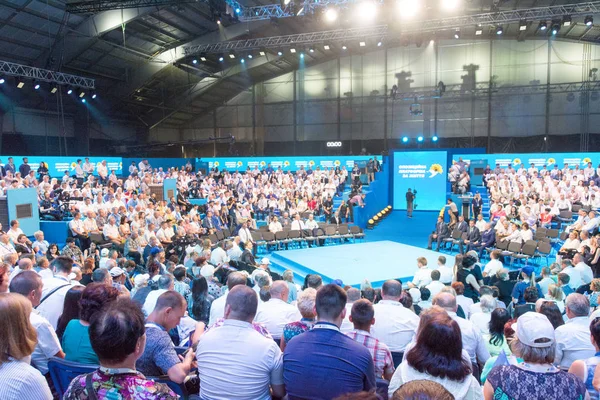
[101,248,109,257]
[200,264,215,278]
[260,257,271,265]
[109,267,125,278]
[512,312,555,348]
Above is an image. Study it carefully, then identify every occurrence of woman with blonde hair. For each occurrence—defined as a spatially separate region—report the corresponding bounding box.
[544,283,566,316]
[0,293,53,399]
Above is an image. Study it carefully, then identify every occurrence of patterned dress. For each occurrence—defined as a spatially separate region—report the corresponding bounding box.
[63,370,178,400]
[283,318,315,343]
[486,364,586,400]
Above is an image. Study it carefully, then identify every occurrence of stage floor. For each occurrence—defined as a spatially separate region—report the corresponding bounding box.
[269,240,455,289]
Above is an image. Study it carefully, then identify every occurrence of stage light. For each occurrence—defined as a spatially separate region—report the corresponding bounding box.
[495,25,503,35]
[324,8,338,22]
[475,24,483,35]
[377,41,382,47]
[200,56,207,62]
[432,135,438,142]
[519,20,527,31]
[34,82,40,90]
[309,47,315,53]
[585,16,594,26]
[219,56,224,62]
[229,53,235,59]
[417,135,424,142]
[248,54,253,59]
[79,90,85,98]
[259,51,266,56]
[538,21,547,31]
[342,45,347,50]
[240,58,245,63]
[0,78,4,84]
[357,2,378,21]
[217,19,221,25]
[81,98,86,103]
[359,41,366,47]
[430,39,435,45]
[67,87,73,94]
[235,7,241,14]
[562,16,571,26]
[454,29,460,39]
[551,22,560,35]
[441,0,459,11]
[402,136,409,143]
[192,59,198,64]
[290,48,296,53]
[91,92,97,99]
[397,0,421,18]
[323,44,330,50]
[299,53,304,59]
[277,51,283,56]
[16,79,25,89]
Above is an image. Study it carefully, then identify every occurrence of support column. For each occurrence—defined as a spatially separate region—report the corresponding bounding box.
[383,48,388,151]
[544,39,551,140]
[486,40,493,151]
[254,83,266,156]
[212,110,217,157]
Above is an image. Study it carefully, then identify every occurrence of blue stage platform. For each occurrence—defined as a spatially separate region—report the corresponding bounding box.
[269,240,455,289]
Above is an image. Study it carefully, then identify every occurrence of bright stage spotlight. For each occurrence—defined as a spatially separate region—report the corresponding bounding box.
[432,135,438,142]
[16,79,25,89]
[359,41,366,47]
[67,87,73,94]
[309,47,315,53]
[290,48,296,53]
[91,92,97,99]
[240,58,245,64]
[277,51,283,56]
[192,59,198,64]
[454,29,460,39]
[323,44,330,50]
[519,20,527,31]
[495,25,503,35]
[475,25,483,35]
[538,21,547,31]
[79,90,86,98]
[219,56,224,62]
[585,16,594,27]
[34,81,41,90]
[0,78,5,84]
[441,0,459,11]
[324,8,338,22]
[299,53,304,59]
[356,2,378,21]
[551,21,560,35]
[402,137,409,143]
[417,135,424,142]
[81,98,86,103]
[342,45,347,50]
[377,41,382,47]
[397,0,421,18]
[248,54,253,59]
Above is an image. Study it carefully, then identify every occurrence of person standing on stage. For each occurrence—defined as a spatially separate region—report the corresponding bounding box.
[471,192,483,220]
[406,188,415,218]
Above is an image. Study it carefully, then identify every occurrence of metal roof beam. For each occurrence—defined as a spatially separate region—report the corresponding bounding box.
[0,60,95,88]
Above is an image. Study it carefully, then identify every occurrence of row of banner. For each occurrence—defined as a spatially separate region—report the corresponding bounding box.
[452,152,600,169]
[0,155,383,177]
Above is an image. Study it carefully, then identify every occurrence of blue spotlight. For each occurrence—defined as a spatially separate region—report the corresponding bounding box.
[417,136,424,142]
[402,137,409,143]
[432,135,438,142]
[277,51,283,56]
[34,83,40,90]
[0,78,5,84]
[235,7,241,13]
[192,59,198,64]
[81,98,86,103]
[299,53,304,59]
[241,58,245,63]
[219,56,224,62]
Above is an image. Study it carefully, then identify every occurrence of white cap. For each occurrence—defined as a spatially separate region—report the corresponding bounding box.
[109,267,125,278]
[133,274,150,287]
[101,248,109,257]
[512,312,555,348]
[260,257,271,265]
[200,264,215,278]
[408,288,421,303]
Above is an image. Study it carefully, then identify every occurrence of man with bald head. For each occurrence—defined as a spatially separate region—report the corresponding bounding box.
[208,271,247,326]
[197,285,286,400]
[254,280,301,342]
[371,280,420,367]
[433,292,490,370]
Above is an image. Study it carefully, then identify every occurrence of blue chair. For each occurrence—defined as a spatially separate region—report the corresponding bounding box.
[48,357,98,398]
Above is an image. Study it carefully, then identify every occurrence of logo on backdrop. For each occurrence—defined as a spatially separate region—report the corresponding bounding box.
[547,157,556,166]
[283,161,290,167]
[429,164,443,178]
[513,158,522,166]
[583,157,592,165]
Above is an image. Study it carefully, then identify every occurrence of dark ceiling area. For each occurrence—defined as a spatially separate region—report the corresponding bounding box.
[1,0,599,130]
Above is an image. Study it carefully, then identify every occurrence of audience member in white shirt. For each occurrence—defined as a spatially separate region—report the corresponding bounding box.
[371,280,420,354]
[435,255,453,285]
[254,281,301,340]
[483,250,503,279]
[554,293,596,370]
[469,295,496,335]
[426,270,446,299]
[408,257,432,289]
[573,253,594,286]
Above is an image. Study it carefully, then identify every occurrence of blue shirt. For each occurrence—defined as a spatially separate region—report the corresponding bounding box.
[511,281,543,304]
[283,322,375,400]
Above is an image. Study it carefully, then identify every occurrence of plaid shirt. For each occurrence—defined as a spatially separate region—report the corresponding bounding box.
[346,329,395,379]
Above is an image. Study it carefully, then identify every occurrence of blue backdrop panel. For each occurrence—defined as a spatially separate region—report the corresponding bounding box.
[40,221,69,246]
[198,155,382,172]
[392,151,448,211]
[163,179,178,201]
[355,159,390,228]
[452,152,600,169]
[2,156,122,177]
[7,188,40,236]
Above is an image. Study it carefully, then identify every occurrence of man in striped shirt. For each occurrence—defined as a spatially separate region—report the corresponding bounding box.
[346,299,395,381]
